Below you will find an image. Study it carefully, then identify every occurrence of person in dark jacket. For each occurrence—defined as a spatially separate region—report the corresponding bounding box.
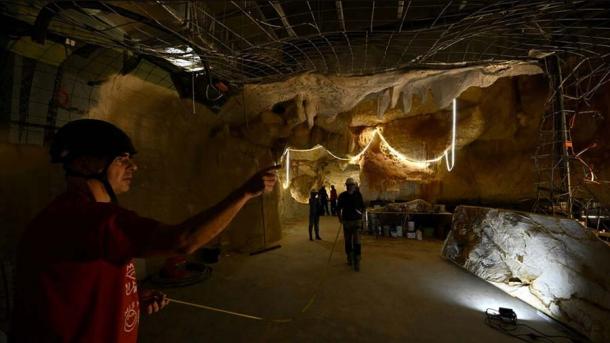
[330,185,338,215]
[318,185,329,215]
[337,177,365,271]
[308,191,322,240]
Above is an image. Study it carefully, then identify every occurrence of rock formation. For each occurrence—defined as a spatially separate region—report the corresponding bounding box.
[220,61,538,202]
[442,206,610,342]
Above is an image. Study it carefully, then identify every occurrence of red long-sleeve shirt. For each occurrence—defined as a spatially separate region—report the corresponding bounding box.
[12,189,160,343]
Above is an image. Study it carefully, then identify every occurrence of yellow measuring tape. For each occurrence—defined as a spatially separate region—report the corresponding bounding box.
[169,221,343,323]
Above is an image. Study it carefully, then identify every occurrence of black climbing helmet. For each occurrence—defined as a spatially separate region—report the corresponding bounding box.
[50,119,136,164]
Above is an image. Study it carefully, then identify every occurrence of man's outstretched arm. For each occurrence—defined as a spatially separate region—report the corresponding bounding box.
[140,166,279,256]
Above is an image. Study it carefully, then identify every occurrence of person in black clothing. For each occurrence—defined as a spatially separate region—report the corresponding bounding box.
[318,185,329,215]
[308,191,322,240]
[336,177,365,271]
[330,185,338,215]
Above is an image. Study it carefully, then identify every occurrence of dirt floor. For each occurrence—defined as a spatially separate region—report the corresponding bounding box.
[139,216,580,343]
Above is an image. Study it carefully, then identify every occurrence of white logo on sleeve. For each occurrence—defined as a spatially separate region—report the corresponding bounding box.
[123,301,138,333]
[125,263,138,295]
[123,262,140,333]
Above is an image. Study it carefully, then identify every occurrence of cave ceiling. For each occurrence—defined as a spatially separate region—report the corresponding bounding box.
[2,1,609,86]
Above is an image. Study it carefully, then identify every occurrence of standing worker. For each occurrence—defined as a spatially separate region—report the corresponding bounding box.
[337,178,365,271]
[12,119,278,343]
[308,191,322,241]
[329,185,338,215]
[318,185,329,215]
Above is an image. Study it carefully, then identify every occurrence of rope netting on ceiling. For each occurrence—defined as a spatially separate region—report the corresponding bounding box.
[2,0,610,100]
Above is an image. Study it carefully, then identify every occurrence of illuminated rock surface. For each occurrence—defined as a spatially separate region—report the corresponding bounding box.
[442,206,610,342]
[221,61,542,124]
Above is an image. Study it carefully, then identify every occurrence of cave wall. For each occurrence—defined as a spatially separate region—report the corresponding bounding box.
[278,188,308,222]
[252,62,550,207]
[422,76,548,205]
[272,73,550,206]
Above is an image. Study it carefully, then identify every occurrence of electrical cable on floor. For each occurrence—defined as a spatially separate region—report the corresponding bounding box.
[169,298,264,321]
[484,308,580,343]
[168,221,344,323]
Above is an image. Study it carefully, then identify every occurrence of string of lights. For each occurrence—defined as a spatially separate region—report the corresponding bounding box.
[281,99,458,189]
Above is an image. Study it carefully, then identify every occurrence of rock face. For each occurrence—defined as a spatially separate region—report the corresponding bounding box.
[221,61,542,124]
[258,70,556,205]
[442,206,610,343]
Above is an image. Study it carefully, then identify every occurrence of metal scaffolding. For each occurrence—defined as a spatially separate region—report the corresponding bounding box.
[534,56,574,217]
[534,54,608,221]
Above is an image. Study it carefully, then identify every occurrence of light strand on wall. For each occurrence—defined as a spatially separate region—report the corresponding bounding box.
[281,98,458,188]
[376,128,445,166]
[283,149,290,189]
[348,132,379,163]
[445,98,457,171]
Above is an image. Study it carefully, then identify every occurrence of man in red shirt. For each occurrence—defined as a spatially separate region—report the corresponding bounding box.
[11,119,278,342]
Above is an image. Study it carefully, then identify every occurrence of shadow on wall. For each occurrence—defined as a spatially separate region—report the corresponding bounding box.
[0,143,65,260]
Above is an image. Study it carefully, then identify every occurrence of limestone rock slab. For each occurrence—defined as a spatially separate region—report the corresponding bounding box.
[442,206,610,342]
[220,61,542,125]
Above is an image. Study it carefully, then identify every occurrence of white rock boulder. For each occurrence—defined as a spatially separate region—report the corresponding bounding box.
[442,206,610,342]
